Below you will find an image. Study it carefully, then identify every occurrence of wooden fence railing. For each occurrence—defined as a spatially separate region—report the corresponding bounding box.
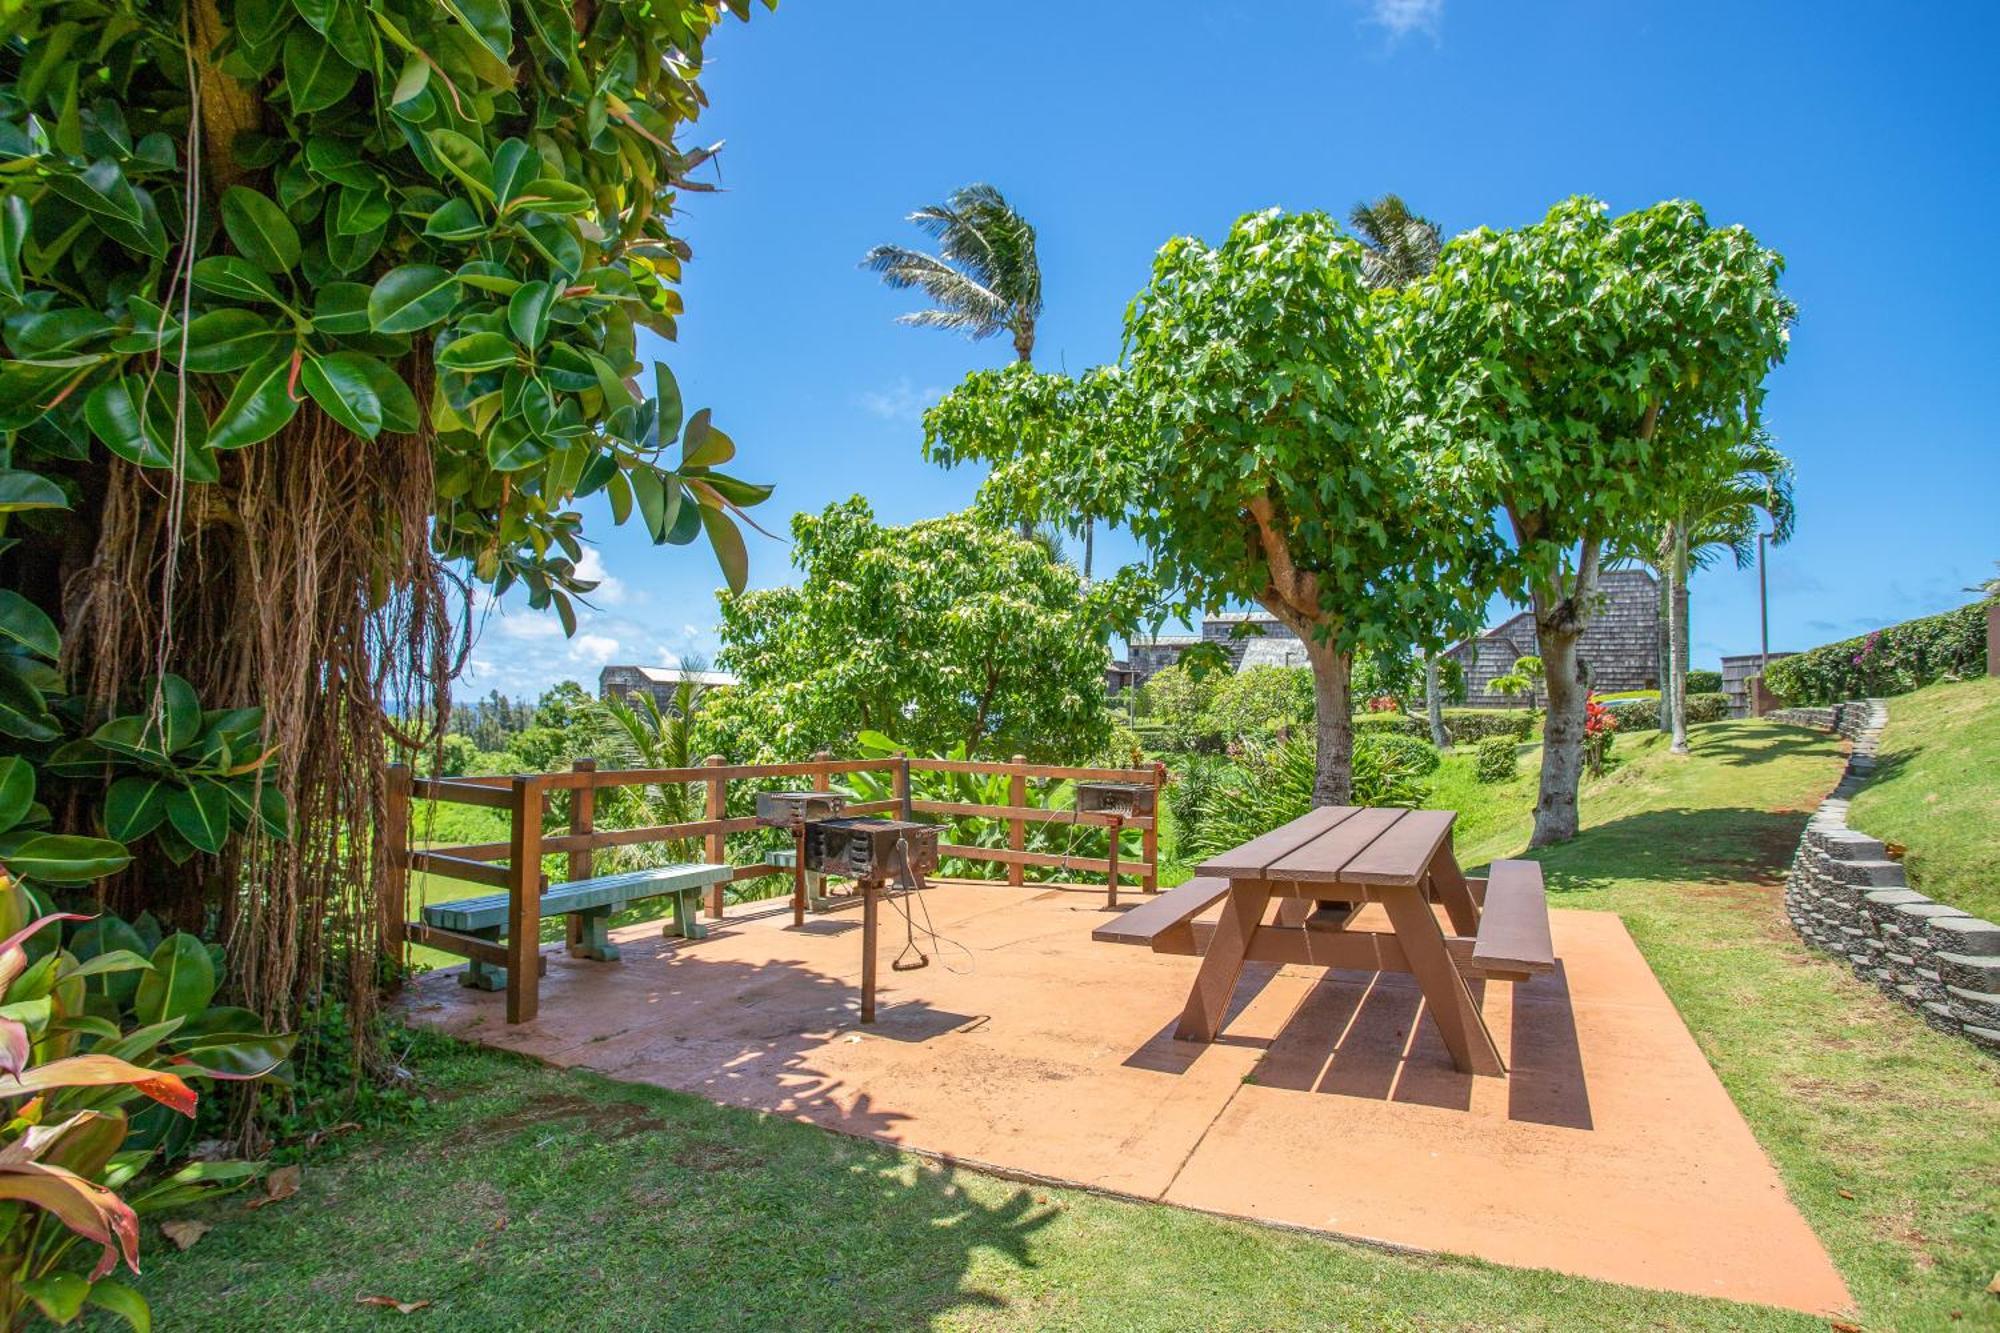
[384,752,1167,1022]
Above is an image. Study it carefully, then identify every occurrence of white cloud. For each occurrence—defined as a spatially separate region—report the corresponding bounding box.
[1365,0,1442,41]
[857,376,944,423]
[569,633,621,665]
[573,547,626,605]
[493,611,564,640]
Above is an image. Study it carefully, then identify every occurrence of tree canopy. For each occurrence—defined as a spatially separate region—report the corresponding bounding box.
[701,499,1129,763]
[926,209,1503,801]
[1404,197,1792,841]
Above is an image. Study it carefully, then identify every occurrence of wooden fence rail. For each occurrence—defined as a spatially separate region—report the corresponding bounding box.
[386,752,1168,1023]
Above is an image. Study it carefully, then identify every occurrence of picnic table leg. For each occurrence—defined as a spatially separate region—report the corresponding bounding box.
[1427,842,1480,937]
[1378,884,1503,1076]
[860,878,880,1024]
[1175,880,1272,1042]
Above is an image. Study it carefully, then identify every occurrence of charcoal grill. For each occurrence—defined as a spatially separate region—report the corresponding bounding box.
[802,816,943,1023]
[755,791,849,927]
[1074,781,1156,818]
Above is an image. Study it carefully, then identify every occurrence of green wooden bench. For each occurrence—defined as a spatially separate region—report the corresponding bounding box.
[767,846,840,911]
[422,863,734,991]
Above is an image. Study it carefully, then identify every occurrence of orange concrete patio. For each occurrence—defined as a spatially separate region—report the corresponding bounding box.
[402,881,1851,1317]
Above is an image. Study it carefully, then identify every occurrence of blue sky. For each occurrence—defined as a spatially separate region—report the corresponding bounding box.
[464,0,1999,699]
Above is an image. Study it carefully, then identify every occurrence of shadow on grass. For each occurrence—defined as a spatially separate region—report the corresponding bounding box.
[1686,725,1841,768]
[1466,806,1814,894]
[142,1031,1062,1329]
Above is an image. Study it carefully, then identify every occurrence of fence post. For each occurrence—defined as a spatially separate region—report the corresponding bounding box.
[565,758,596,955]
[894,753,914,821]
[505,775,546,1025]
[704,754,727,919]
[1143,760,1165,895]
[1106,813,1123,909]
[811,750,832,794]
[1007,755,1026,888]
[382,763,411,977]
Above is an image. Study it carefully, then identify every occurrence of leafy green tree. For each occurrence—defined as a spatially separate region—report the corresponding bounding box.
[927,211,1501,805]
[0,0,775,1024]
[1203,666,1316,746]
[1405,198,1793,843]
[701,498,1129,762]
[1137,663,1219,752]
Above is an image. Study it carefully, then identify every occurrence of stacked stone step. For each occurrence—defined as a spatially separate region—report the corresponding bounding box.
[1776,698,1999,1055]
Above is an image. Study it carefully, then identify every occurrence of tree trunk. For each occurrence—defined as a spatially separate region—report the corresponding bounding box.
[1668,528,1690,754]
[1082,518,1093,583]
[1299,631,1354,806]
[1656,565,1672,734]
[1528,557,1598,848]
[1425,654,1447,749]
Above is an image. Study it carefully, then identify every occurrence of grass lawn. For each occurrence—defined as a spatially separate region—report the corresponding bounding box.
[129,721,2000,1331]
[1846,676,2000,923]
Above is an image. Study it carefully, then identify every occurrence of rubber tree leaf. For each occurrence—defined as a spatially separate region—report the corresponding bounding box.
[163,784,232,856]
[366,264,458,334]
[0,469,68,513]
[0,834,132,884]
[0,756,32,835]
[104,776,173,842]
[207,354,299,450]
[135,933,219,1025]
[300,353,384,438]
[0,590,60,660]
[219,186,299,274]
[700,504,749,593]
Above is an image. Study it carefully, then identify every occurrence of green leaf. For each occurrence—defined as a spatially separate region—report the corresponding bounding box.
[0,196,26,303]
[169,1030,296,1079]
[191,256,288,306]
[21,1273,88,1325]
[62,950,154,983]
[208,354,299,450]
[426,129,494,200]
[0,756,32,836]
[507,178,592,214]
[630,467,666,540]
[333,184,392,237]
[0,834,130,884]
[693,472,772,508]
[490,138,539,209]
[344,354,421,434]
[84,1278,151,1333]
[220,185,300,274]
[507,281,554,348]
[652,362,682,445]
[436,332,516,373]
[700,504,750,594]
[0,590,60,660]
[390,53,430,105]
[163,782,233,857]
[181,308,284,373]
[283,27,360,113]
[135,932,219,1024]
[84,378,171,468]
[105,776,174,842]
[300,353,384,439]
[309,282,374,335]
[679,405,711,458]
[455,261,521,295]
[154,674,203,754]
[367,264,459,334]
[684,422,734,469]
[0,469,68,513]
[423,197,487,241]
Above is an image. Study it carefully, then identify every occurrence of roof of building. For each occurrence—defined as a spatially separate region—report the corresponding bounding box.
[1127,634,1202,647]
[604,665,739,688]
[1238,636,1311,669]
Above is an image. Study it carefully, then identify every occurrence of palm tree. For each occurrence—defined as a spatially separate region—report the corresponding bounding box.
[863,183,1043,362]
[865,184,1045,543]
[599,664,715,867]
[1350,194,1452,747]
[1644,434,1796,753]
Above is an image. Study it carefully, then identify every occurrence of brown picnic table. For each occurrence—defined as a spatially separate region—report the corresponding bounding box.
[1094,805,1556,1076]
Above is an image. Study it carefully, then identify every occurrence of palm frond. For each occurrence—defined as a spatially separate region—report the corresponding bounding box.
[863,183,1042,348]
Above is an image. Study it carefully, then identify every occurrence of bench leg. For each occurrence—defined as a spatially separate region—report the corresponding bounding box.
[460,927,506,990]
[571,907,621,962]
[665,889,710,941]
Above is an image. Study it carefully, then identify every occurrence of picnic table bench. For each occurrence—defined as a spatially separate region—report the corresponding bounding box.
[422,863,733,991]
[1094,806,1555,1075]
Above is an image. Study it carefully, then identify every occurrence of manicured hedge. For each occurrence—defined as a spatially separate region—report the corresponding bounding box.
[1357,732,1442,777]
[1442,708,1535,743]
[1353,712,1428,738]
[1601,692,1728,732]
[1687,669,1723,694]
[1763,599,1995,706]
[1474,735,1518,783]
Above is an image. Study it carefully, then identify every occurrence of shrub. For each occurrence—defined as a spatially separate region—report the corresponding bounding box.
[1140,664,1222,751]
[1763,599,1995,705]
[1687,669,1723,694]
[1583,696,1616,775]
[1357,733,1441,778]
[1188,734,1430,858]
[1474,736,1519,784]
[1353,712,1427,738]
[1687,692,1729,723]
[1203,666,1315,745]
[1441,708,1533,743]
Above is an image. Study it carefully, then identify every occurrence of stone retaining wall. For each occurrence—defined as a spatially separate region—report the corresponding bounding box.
[1778,699,2000,1054]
